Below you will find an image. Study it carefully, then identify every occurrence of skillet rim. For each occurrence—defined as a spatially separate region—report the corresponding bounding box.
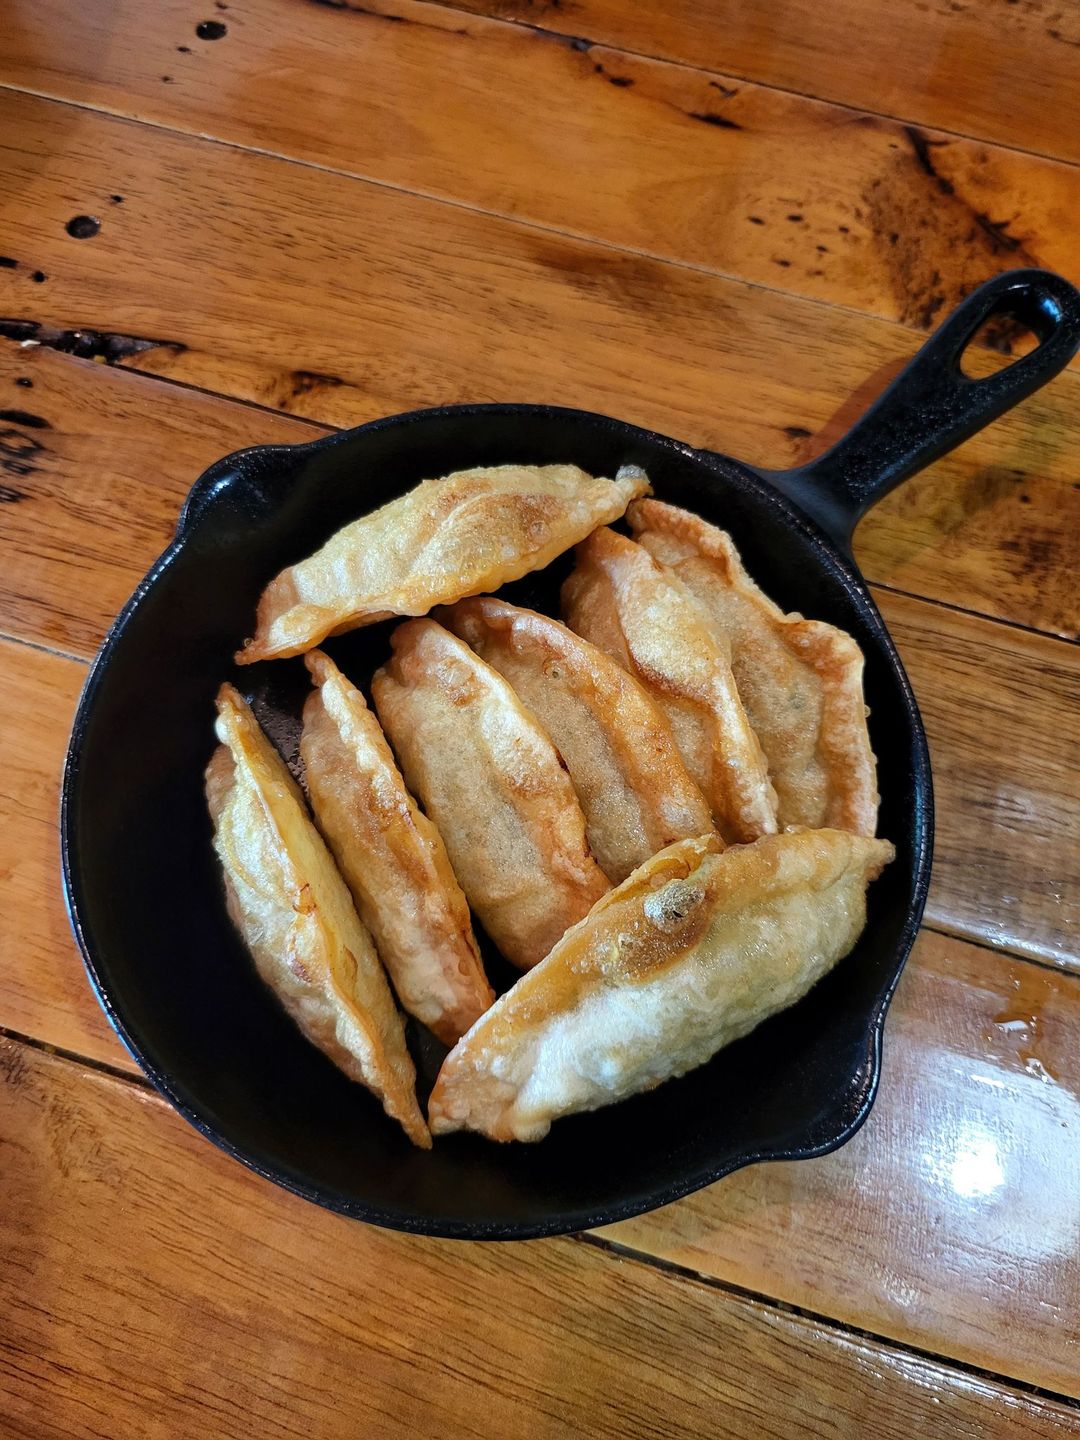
[60,400,934,1240]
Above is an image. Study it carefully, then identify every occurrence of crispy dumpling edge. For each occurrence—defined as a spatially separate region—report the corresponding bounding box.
[561,525,779,843]
[301,648,495,1045]
[437,595,717,882]
[207,681,431,1149]
[628,498,880,836]
[428,828,894,1142]
[371,618,611,972]
[235,463,652,663]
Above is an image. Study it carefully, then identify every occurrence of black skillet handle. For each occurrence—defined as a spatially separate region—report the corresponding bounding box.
[760,269,1080,552]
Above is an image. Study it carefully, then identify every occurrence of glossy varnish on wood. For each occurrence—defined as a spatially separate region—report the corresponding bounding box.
[0,362,1076,1394]
[0,98,1077,637]
[0,0,1078,1430]
[1,1034,1078,1438]
[3,631,1078,1396]
[444,0,1080,165]
[608,929,1080,1396]
[1,0,1078,337]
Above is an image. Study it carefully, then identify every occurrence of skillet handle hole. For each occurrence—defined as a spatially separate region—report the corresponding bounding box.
[958,287,1063,379]
[959,316,1040,375]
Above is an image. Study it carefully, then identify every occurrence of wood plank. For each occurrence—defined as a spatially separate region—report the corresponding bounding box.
[2,1035,1078,1438]
[440,0,1080,165]
[2,639,1078,1387]
[1,0,1078,345]
[0,339,1072,661]
[0,94,1077,637]
[1,8,1075,1426]
[0,639,127,1070]
[606,928,1080,1398]
[880,592,1079,967]
[0,350,316,659]
[1,349,1077,966]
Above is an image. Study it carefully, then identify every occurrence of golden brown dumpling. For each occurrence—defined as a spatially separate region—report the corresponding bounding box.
[372,619,610,970]
[629,500,878,835]
[301,651,494,1046]
[561,527,777,844]
[439,597,715,884]
[206,683,430,1148]
[429,829,894,1142]
[236,463,650,663]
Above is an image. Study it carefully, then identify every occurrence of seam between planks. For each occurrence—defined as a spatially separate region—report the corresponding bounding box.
[3,322,1078,655]
[922,921,1080,979]
[0,333,336,430]
[13,595,1078,980]
[415,0,1080,168]
[0,630,87,665]
[0,1017,1077,1414]
[575,1231,1080,1411]
[0,1022,150,1090]
[1,83,1076,368]
[868,581,1080,647]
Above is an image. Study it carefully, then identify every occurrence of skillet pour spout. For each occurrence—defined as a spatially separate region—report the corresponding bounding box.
[62,268,1080,1238]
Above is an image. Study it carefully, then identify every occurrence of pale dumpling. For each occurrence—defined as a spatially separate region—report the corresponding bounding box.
[206,683,430,1148]
[428,829,894,1142]
[236,463,650,663]
[561,527,778,844]
[629,500,879,835]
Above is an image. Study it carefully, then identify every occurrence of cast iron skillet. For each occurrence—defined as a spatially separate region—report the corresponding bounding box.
[62,269,1080,1239]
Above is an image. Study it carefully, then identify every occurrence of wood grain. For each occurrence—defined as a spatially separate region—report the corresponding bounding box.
[0,0,1077,1425]
[0,95,1077,638]
[3,624,1079,1392]
[440,0,1080,165]
[1,346,1076,966]
[2,1033,1078,1438]
[0,355,1076,1388]
[0,639,125,1069]
[0,350,316,658]
[1,0,1078,338]
[880,592,1079,967]
[606,928,1080,1397]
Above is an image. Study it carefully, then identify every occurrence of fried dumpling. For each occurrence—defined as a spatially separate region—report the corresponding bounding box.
[428,829,895,1142]
[206,683,430,1148]
[372,619,610,971]
[629,500,878,835]
[561,527,778,844]
[438,597,715,885]
[301,650,494,1046]
[236,463,651,664]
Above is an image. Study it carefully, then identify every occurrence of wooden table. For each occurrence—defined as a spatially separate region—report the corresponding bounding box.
[1,1,1078,1433]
